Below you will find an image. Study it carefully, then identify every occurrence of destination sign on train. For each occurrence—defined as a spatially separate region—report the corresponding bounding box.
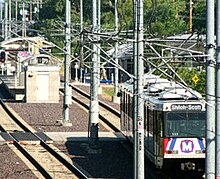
[171,104,202,111]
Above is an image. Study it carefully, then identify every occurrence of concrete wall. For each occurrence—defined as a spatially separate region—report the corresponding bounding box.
[25,65,60,103]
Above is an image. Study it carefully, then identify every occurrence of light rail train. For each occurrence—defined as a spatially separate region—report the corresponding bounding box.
[120,74,205,171]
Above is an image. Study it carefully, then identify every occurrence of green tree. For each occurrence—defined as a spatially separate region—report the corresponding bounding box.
[177,66,206,95]
[192,0,206,33]
[146,0,188,37]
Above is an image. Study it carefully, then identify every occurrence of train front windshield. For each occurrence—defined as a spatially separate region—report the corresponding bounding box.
[165,112,206,137]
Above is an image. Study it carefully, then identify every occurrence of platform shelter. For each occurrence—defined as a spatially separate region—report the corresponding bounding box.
[25,65,60,103]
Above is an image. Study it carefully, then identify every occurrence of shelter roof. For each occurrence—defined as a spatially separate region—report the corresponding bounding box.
[0,37,54,51]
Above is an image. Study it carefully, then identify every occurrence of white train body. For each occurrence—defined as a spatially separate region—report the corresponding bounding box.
[120,74,205,170]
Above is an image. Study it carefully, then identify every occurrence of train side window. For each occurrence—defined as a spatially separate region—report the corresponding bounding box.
[145,106,150,146]
[123,93,126,127]
[147,107,149,135]
[153,110,156,153]
[147,108,154,151]
[157,111,163,138]
[149,109,153,135]
[153,110,157,140]
[125,93,128,127]
[121,92,125,126]
[128,96,132,131]
[120,92,123,111]
[130,96,134,131]
[144,105,147,130]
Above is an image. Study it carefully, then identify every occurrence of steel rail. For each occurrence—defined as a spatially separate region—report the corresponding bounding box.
[0,98,90,179]
[70,84,121,118]
[60,85,121,132]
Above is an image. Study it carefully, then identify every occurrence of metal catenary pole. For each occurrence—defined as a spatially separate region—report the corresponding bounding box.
[133,0,138,178]
[216,0,220,178]
[0,2,2,21]
[113,0,120,103]
[206,0,215,178]
[4,1,8,40]
[63,0,72,126]
[89,0,99,147]
[0,2,3,38]
[136,0,145,178]
[22,2,26,37]
[79,0,84,82]
[15,0,18,34]
[8,0,11,38]
[97,0,100,90]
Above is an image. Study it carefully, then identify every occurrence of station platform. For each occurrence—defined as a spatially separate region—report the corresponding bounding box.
[45,132,126,142]
[0,132,126,144]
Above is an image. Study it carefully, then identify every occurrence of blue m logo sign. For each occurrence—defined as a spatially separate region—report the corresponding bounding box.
[180,140,194,153]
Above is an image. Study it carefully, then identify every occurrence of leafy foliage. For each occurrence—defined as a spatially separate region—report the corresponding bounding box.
[146,0,188,36]
[177,66,206,95]
[37,0,207,37]
[192,0,206,33]
[33,0,207,89]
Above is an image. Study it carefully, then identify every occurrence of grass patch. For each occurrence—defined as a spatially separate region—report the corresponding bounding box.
[102,87,114,97]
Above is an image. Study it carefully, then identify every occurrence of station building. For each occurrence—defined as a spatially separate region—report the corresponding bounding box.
[0,37,61,103]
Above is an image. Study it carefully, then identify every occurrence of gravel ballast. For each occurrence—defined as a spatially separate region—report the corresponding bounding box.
[3,90,133,178]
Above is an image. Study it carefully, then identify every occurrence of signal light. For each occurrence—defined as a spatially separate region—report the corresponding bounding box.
[0,51,5,63]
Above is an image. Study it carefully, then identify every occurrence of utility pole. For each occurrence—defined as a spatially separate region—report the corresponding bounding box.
[135,0,145,178]
[206,0,215,178]
[189,0,193,33]
[89,0,99,148]
[216,0,220,178]
[112,0,120,103]
[4,1,8,40]
[62,0,72,126]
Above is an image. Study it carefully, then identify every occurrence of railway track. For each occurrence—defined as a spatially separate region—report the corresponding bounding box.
[68,84,169,179]
[67,84,206,179]
[61,84,121,133]
[0,99,91,179]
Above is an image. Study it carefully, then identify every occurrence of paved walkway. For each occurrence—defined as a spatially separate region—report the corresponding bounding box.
[45,132,126,142]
